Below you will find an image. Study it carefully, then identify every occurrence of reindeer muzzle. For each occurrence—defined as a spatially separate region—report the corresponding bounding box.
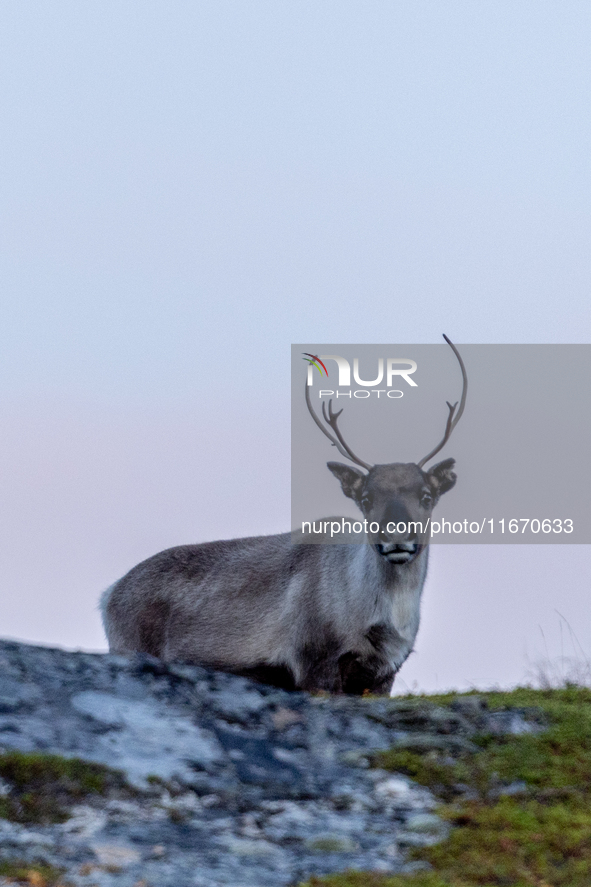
[374,541,420,564]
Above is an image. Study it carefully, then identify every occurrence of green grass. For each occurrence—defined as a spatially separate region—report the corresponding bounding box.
[0,858,66,885]
[0,751,130,824]
[301,686,591,887]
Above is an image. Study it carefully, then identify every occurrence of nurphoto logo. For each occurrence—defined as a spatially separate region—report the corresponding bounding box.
[304,353,418,399]
[301,353,329,378]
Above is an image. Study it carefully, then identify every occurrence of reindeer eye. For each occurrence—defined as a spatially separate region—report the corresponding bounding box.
[361,495,372,510]
[421,493,433,507]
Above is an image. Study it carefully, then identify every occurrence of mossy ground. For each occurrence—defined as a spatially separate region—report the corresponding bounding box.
[0,751,130,824]
[301,686,591,887]
[0,858,66,886]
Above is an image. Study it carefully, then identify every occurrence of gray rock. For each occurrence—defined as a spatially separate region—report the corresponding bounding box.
[390,731,477,754]
[305,834,358,853]
[486,710,541,735]
[71,690,224,784]
[367,700,471,735]
[489,780,529,798]
[401,859,434,873]
[0,638,543,886]
[0,679,40,713]
[403,812,450,836]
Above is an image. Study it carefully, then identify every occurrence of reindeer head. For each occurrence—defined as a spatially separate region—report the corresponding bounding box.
[305,335,467,564]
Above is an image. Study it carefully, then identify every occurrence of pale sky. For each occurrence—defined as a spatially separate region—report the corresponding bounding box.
[1,2,590,692]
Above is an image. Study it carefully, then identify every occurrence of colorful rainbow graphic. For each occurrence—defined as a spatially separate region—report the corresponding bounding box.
[302,353,328,377]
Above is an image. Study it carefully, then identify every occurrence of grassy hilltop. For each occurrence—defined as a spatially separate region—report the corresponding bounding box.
[303,686,591,887]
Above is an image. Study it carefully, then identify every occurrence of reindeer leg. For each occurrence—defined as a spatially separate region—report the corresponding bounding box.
[232,663,297,691]
[339,623,401,695]
[297,635,345,693]
[339,654,395,695]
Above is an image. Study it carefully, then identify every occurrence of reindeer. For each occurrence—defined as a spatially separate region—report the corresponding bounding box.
[101,335,467,695]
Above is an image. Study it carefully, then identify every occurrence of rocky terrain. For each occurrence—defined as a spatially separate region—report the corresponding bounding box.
[0,640,538,887]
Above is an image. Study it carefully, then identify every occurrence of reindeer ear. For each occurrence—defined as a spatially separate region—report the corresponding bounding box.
[427,458,457,498]
[327,462,366,501]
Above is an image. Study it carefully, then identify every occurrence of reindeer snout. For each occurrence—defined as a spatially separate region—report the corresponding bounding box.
[378,502,415,542]
[374,502,422,562]
[375,540,420,563]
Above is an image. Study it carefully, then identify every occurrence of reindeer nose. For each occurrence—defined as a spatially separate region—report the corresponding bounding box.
[380,503,413,540]
[378,525,390,542]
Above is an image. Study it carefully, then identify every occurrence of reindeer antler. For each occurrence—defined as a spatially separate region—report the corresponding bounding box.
[305,336,466,471]
[417,334,467,468]
[305,382,372,471]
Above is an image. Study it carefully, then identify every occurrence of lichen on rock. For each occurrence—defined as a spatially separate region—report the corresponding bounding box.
[0,639,537,886]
